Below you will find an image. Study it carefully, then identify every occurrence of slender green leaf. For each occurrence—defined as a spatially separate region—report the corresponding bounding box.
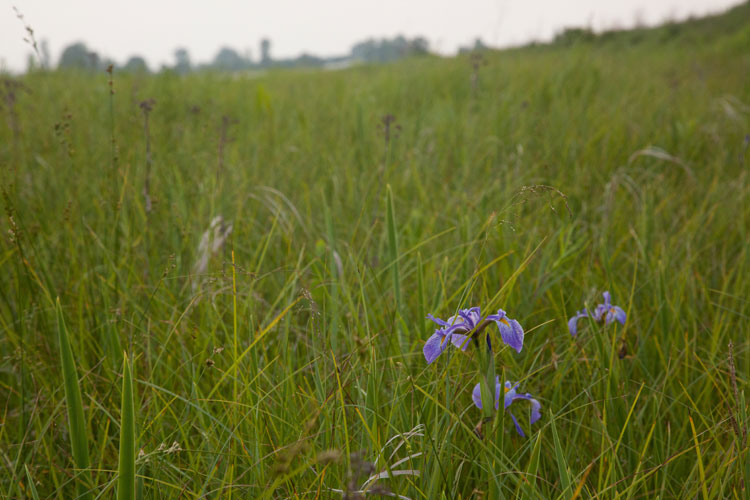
[551,413,572,500]
[56,297,92,500]
[24,464,40,500]
[118,353,135,500]
[521,430,545,499]
[385,185,401,312]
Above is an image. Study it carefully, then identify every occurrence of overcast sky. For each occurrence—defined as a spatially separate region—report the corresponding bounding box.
[0,0,741,71]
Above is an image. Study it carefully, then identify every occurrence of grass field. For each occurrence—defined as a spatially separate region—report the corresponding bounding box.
[1,3,749,499]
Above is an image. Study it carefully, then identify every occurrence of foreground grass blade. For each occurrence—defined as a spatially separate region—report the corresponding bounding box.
[689,416,709,500]
[551,414,572,500]
[386,184,405,354]
[56,297,92,499]
[521,430,544,499]
[385,185,401,313]
[24,464,40,500]
[118,353,135,500]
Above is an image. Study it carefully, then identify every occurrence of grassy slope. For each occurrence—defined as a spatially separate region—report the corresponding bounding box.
[1,3,749,498]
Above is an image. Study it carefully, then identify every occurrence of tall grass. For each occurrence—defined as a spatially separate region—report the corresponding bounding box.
[1,5,749,498]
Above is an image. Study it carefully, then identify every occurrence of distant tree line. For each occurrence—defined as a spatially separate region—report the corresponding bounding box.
[457,38,489,54]
[53,35,432,74]
[351,36,429,62]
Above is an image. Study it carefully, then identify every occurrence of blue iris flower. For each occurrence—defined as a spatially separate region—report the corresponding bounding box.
[567,309,589,337]
[568,291,626,336]
[485,309,524,354]
[593,291,627,325]
[423,307,524,363]
[472,377,542,437]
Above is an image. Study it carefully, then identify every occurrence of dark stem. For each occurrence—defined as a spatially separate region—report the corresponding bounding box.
[470,318,494,341]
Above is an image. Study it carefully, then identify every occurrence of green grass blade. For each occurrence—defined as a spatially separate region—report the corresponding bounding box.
[385,184,406,355]
[385,185,401,314]
[604,382,644,486]
[417,251,425,337]
[551,413,572,500]
[323,197,340,352]
[24,464,40,500]
[56,297,92,499]
[118,353,135,500]
[521,430,544,499]
[689,416,709,500]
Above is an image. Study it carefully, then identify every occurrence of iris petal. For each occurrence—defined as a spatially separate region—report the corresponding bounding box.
[613,306,626,325]
[511,392,543,425]
[423,331,448,364]
[426,314,450,327]
[472,377,502,410]
[567,309,588,336]
[494,377,502,409]
[503,381,517,409]
[472,382,482,409]
[592,304,607,321]
[506,319,525,353]
[568,315,580,336]
[450,333,471,351]
[488,309,524,353]
[529,398,542,424]
[473,379,541,437]
[509,412,525,437]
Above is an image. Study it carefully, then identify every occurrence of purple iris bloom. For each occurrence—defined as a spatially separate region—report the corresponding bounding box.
[472,377,542,437]
[593,292,626,325]
[567,291,626,336]
[422,327,470,364]
[485,309,524,353]
[423,307,524,363]
[422,309,476,363]
[567,309,589,337]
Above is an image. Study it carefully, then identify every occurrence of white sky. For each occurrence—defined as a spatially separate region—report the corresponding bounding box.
[0,0,742,72]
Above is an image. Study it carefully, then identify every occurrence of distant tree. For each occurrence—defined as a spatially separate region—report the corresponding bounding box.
[295,53,324,66]
[174,47,191,74]
[88,51,100,69]
[350,35,430,63]
[351,39,376,61]
[260,38,271,65]
[459,38,490,55]
[275,53,325,68]
[212,47,248,71]
[553,28,596,46]
[40,39,51,69]
[411,37,430,55]
[473,38,488,51]
[59,42,97,70]
[123,55,149,73]
[376,36,405,61]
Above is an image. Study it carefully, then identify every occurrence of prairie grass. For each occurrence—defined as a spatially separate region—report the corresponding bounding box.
[1,5,749,498]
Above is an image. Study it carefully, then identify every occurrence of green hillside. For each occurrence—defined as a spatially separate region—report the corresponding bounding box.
[551,0,750,50]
